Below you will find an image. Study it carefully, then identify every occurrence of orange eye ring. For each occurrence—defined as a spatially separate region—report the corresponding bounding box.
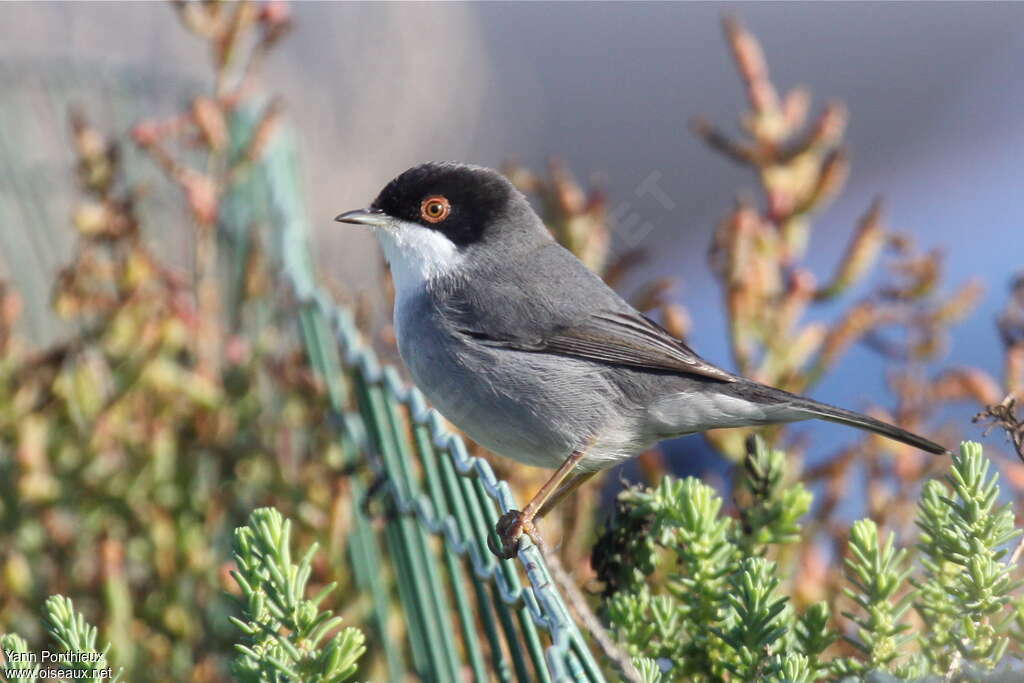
[420,195,451,223]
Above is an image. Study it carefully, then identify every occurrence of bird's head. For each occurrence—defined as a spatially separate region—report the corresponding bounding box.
[336,162,547,290]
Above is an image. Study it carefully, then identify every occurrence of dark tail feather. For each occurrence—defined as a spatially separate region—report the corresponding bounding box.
[793,396,949,455]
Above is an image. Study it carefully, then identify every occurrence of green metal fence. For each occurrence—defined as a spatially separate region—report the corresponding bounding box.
[256,111,607,682]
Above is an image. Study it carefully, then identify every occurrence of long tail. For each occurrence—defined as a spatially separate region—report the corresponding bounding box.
[725,378,950,455]
[789,393,949,455]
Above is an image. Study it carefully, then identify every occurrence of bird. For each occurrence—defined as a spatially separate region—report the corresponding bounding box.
[336,161,948,559]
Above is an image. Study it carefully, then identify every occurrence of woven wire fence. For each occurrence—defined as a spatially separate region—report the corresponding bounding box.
[247,107,607,682]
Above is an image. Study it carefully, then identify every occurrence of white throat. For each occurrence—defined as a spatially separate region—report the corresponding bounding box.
[373,220,463,300]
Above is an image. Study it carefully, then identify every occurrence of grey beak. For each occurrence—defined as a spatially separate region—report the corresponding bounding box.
[334,208,391,228]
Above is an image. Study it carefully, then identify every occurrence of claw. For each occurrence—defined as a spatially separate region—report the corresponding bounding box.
[489,509,530,559]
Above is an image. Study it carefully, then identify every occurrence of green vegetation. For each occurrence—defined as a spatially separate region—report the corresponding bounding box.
[595,440,1024,681]
[2,509,363,683]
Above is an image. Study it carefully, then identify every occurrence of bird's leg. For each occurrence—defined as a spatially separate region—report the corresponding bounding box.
[537,470,597,519]
[489,449,587,559]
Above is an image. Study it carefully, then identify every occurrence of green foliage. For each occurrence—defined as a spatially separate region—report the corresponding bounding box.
[737,436,813,551]
[795,601,837,678]
[835,519,913,676]
[914,442,1022,674]
[0,633,41,680]
[1,509,365,683]
[596,437,827,681]
[43,596,124,682]
[634,656,664,683]
[715,557,789,680]
[0,596,123,682]
[597,440,1024,681]
[228,508,365,682]
[592,492,660,598]
[629,476,737,679]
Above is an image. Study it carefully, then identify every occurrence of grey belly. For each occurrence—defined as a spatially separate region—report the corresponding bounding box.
[397,319,651,471]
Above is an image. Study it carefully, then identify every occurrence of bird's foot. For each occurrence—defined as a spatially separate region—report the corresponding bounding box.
[488,509,538,559]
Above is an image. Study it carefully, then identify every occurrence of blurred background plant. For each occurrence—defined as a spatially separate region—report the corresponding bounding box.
[0,4,377,680]
[1,2,1023,682]
[681,18,1024,647]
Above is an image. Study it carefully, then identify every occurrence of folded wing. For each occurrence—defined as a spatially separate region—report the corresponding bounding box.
[459,309,736,383]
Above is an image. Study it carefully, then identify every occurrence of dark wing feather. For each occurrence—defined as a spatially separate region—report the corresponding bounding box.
[460,310,736,383]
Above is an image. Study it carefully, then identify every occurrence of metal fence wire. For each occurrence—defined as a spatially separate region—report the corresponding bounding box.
[252,110,607,682]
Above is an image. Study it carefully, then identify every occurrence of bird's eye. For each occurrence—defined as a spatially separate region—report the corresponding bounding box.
[420,195,451,224]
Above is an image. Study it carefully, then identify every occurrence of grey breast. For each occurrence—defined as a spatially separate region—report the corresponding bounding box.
[396,286,637,470]
[393,236,767,471]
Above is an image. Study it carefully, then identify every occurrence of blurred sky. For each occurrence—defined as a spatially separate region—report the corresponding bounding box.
[2,1,1022,461]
